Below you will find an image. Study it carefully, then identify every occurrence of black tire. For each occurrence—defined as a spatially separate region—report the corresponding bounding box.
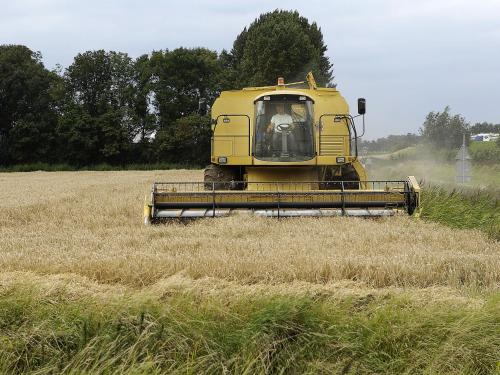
[320,164,360,190]
[203,164,240,190]
[340,164,361,189]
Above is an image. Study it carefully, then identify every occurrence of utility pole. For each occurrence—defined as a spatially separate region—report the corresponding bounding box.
[455,134,471,183]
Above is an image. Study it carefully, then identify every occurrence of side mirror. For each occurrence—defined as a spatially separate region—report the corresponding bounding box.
[357,98,366,115]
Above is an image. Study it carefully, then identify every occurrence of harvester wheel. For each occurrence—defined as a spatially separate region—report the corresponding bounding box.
[320,165,360,190]
[341,165,361,189]
[203,164,240,190]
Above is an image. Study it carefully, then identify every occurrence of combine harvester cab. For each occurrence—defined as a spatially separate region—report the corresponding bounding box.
[144,73,420,223]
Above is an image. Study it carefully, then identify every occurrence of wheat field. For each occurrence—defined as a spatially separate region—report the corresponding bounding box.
[1,170,498,294]
[1,170,499,374]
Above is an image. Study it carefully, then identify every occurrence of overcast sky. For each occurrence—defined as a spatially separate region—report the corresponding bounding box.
[2,0,499,139]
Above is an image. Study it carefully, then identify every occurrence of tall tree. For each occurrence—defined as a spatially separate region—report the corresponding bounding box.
[470,122,500,134]
[58,50,135,164]
[419,106,469,149]
[149,48,219,163]
[154,114,211,165]
[150,47,220,129]
[227,10,333,87]
[131,54,156,142]
[0,45,60,164]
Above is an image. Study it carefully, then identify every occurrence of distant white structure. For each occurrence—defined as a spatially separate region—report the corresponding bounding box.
[132,130,157,144]
[456,135,472,183]
[470,133,499,142]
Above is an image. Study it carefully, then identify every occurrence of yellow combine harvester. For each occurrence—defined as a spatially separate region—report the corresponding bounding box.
[144,73,420,223]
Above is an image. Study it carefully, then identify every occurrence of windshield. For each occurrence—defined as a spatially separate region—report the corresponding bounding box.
[254,95,314,162]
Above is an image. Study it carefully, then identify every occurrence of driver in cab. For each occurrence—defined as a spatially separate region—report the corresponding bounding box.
[266,103,296,154]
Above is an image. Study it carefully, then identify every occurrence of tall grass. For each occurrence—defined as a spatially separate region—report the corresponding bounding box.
[366,151,499,239]
[469,140,500,163]
[420,186,500,240]
[0,283,498,374]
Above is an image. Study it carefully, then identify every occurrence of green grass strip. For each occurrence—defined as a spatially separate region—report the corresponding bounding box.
[0,289,499,374]
[420,186,500,240]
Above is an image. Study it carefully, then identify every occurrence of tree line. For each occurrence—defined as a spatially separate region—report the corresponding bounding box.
[363,106,499,155]
[0,10,333,167]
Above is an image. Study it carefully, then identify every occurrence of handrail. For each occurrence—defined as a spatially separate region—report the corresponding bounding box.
[318,114,357,159]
